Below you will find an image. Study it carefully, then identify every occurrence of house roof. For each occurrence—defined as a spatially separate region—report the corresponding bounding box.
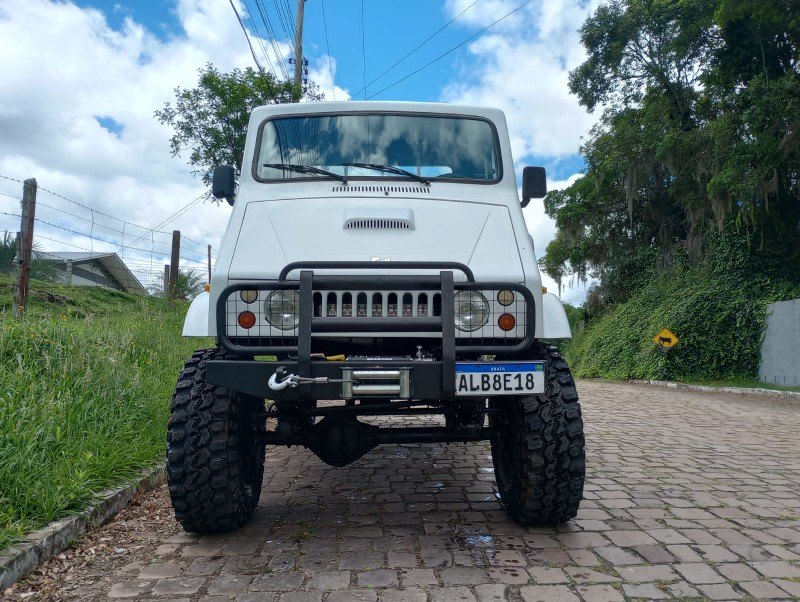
[40,251,148,295]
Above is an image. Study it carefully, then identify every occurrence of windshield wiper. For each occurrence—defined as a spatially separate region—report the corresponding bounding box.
[263,163,347,183]
[342,162,430,185]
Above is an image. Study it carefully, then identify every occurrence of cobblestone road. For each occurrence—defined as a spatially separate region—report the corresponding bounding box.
[27,381,800,600]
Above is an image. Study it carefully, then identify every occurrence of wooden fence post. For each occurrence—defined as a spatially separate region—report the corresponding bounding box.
[13,178,37,318]
[169,230,180,300]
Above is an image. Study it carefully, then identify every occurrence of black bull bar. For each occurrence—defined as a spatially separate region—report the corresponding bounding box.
[207,261,535,401]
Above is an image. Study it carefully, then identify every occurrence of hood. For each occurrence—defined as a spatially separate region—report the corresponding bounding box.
[228,197,525,282]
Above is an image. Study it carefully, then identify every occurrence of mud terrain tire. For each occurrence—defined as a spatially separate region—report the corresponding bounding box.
[167,348,265,533]
[490,343,584,524]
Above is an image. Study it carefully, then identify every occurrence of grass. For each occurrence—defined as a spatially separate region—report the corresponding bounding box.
[0,275,209,549]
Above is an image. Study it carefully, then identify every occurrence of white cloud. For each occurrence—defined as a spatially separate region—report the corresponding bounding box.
[0,0,270,284]
[441,0,600,163]
[308,55,351,102]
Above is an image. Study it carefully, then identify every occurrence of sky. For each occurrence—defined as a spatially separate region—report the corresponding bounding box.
[0,0,598,302]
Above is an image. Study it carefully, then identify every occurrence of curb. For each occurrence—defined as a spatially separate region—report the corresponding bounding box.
[0,465,165,590]
[628,379,800,404]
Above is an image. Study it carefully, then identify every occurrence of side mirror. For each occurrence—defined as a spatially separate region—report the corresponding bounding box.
[212,166,236,206]
[521,166,547,207]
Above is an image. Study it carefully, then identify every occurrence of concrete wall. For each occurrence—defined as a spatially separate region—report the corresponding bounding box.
[760,299,800,386]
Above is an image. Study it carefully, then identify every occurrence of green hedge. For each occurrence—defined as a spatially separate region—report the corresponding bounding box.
[572,266,799,382]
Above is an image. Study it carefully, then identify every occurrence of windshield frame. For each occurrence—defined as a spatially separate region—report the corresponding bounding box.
[250,110,504,185]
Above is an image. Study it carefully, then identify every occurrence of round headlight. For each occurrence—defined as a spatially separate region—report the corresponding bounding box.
[454,291,489,332]
[240,290,258,304]
[265,290,300,330]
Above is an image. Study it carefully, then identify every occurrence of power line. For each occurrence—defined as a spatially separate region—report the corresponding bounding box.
[252,0,291,79]
[368,0,534,100]
[244,0,284,80]
[321,0,335,100]
[228,0,277,84]
[360,0,367,100]
[351,0,482,100]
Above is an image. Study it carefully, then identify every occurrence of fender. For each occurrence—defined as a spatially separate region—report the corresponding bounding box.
[182,291,211,337]
[540,292,572,339]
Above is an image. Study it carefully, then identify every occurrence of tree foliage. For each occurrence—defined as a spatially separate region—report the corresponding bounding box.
[543,0,800,317]
[0,233,61,282]
[155,64,324,185]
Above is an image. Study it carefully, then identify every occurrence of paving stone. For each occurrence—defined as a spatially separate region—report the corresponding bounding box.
[775,578,800,598]
[327,590,378,602]
[186,556,227,576]
[428,586,477,601]
[378,589,428,602]
[605,530,658,547]
[151,577,207,595]
[487,549,526,566]
[739,580,792,599]
[615,564,679,583]
[665,544,703,562]
[206,573,254,595]
[697,583,744,600]
[386,552,417,567]
[440,566,490,585]
[694,544,739,562]
[474,583,508,601]
[716,562,760,582]
[251,572,306,591]
[750,560,800,578]
[520,584,580,602]
[632,545,675,564]
[357,569,398,588]
[488,566,529,584]
[666,581,700,598]
[137,563,182,579]
[528,567,569,584]
[278,593,323,602]
[575,584,625,602]
[594,546,643,565]
[107,581,152,599]
[622,583,669,599]
[399,568,438,587]
[564,567,621,584]
[673,562,725,584]
[306,571,351,590]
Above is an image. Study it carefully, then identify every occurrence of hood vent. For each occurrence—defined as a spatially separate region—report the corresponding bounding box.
[343,208,415,231]
[332,185,430,194]
[345,219,411,230]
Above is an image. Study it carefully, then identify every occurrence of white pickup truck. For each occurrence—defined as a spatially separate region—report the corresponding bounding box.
[169,101,585,533]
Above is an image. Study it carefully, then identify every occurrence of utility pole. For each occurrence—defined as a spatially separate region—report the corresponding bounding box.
[169,230,180,301]
[13,178,37,319]
[293,0,305,102]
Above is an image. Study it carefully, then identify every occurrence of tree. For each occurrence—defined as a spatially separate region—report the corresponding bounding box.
[155,268,205,301]
[543,0,800,312]
[155,64,324,185]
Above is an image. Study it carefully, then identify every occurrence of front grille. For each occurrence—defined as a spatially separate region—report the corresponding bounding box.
[313,291,441,318]
[223,287,529,349]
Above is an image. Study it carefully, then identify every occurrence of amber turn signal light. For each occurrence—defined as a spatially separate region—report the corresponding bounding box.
[498,313,515,331]
[238,311,256,329]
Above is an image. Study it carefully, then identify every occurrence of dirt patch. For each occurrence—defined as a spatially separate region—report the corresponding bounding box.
[2,485,179,602]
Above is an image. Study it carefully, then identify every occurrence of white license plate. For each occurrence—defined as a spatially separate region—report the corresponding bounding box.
[455,362,545,396]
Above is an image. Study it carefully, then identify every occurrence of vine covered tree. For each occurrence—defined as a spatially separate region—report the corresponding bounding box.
[543,0,800,311]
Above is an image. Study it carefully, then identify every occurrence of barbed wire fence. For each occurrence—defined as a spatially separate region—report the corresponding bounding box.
[0,173,217,300]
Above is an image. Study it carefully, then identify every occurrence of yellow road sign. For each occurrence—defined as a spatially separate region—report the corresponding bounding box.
[653,328,679,350]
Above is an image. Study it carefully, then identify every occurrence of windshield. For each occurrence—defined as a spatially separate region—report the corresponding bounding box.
[255,113,500,182]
